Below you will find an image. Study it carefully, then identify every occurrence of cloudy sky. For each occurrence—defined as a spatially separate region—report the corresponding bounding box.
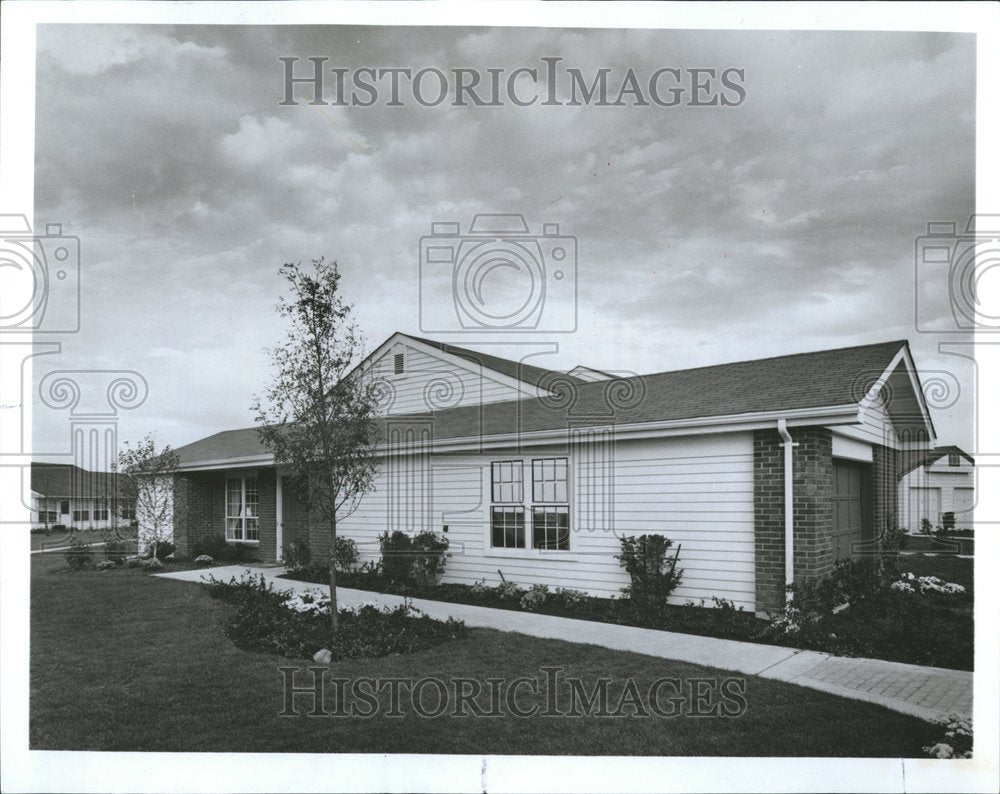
[31,24,976,457]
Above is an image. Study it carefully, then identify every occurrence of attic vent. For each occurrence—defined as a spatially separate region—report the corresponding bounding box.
[394,352,405,374]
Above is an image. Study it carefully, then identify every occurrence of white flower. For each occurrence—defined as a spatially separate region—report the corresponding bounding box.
[891,581,914,592]
[926,742,954,759]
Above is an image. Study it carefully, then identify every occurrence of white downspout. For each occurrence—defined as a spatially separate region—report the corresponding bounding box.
[777,419,799,603]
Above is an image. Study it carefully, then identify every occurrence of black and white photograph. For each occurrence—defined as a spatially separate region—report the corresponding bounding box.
[1,2,997,792]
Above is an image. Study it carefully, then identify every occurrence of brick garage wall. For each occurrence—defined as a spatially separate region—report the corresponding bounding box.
[172,469,277,561]
[871,443,899,543]
[753,428,834,614]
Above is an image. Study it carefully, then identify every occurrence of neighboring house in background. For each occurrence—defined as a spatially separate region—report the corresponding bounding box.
[164,332,937,615]
[897,446,975,533]
[30,463,136,530]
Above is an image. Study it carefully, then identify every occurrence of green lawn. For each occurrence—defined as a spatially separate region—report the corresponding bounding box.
[31,527,136,553]
[30,554,937,756]
[897,553,974,601]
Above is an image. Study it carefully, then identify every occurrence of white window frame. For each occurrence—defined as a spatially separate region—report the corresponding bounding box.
[226,475,260,544]
[485,455,574,559]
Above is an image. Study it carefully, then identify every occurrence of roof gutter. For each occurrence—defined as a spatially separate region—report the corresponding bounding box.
[777,418,799,604]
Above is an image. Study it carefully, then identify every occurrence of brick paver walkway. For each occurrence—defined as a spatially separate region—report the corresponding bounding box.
[159,565,972,723]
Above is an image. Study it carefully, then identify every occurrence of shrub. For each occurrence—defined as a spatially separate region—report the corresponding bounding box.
[520,584,549,611]
[284,538,312,573]
[923,713,973,759]
[554,587,588,608]
[144,540,175,561]
[191,535,254,563]
[334,537,360,573]
[140,557,164,570]
[64,540,94,570]
[378,531,413,585]
[410,531,449,587]
[616,534,684,611]
[378,530,450,588]
[103,539,132,562]
[495,580,525,601]
[940,512,956,533]
[203,572,467,660]
[920,518,933,535]
[124,555,143,568]
[96,560,117,571]
[195,554,215,566]
[880,525,907,554]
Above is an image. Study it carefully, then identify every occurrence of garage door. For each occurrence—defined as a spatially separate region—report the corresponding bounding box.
[908,487,941,532]
[832,461,871,561]
[953,487,974,529]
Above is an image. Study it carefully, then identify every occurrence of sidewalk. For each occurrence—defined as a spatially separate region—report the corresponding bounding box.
[158,564,972,723]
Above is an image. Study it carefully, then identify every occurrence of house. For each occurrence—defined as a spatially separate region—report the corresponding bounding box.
[165,332,938,614]
[30,463,135,530]
[897,445,975,533]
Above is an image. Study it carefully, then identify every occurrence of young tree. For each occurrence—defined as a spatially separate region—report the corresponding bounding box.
[117,435,179,559]
[252,258,380,645]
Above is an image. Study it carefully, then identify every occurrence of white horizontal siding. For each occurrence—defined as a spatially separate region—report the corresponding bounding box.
[338,432,757,611]
[898,464,976,531]
[369,345,531,415]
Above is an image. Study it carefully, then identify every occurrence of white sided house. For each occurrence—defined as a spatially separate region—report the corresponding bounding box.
[167,333,938,614]
[30,463,135,531]
[898,446,975,533]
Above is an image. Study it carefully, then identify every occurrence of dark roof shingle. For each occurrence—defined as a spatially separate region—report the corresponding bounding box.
[173,339,909,466]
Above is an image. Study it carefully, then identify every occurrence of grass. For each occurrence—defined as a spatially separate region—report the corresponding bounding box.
[31,527,136,552]
[30,554,939,756]
[897,554,974,604]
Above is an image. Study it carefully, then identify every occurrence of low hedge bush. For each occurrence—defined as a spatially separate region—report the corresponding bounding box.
[191,535,254,563]
[204,572,466,660]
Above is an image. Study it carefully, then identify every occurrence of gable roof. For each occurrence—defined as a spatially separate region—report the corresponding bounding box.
[395,333,584,389]
[31,463,132,497]
[900,445,975,475]
[173,339,920,467]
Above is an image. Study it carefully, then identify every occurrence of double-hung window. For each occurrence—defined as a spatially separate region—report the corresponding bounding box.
[489,457,570,551]
[531,458,570,550]
[226,476,259,543]
[490,461,524,549]
[94,499,109,521]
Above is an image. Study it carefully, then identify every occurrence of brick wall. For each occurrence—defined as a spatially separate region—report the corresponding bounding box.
[172,468,277,561]
[871,443,899,544]
[753,428,834,614]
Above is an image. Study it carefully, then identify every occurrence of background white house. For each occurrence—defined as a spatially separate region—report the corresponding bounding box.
[897,446,975,532]
[30,463,135,531]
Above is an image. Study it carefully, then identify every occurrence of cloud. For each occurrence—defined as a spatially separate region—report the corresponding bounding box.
[31,25,976,453]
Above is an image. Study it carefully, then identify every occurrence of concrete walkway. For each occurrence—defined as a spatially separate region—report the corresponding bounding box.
[158,564,972,723]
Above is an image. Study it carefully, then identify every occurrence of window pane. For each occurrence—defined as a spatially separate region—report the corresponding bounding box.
[532,458,568,503]
[532,506,570,550]
[491,462,522,504]
[491,506,525,548]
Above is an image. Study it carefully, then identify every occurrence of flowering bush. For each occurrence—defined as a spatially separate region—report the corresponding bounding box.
[554,587,588,608]
[760,559,973,669]
[140,557,164,570]
[896,571,965,594]
[495,580,526,601]
[195,554,215,566]
[203,572,466,660]
[923,713,972,759]
[520,584,549,611]
[470,579,491,597]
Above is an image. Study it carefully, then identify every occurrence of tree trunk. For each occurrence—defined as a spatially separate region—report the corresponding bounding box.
[328,511,339,643]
